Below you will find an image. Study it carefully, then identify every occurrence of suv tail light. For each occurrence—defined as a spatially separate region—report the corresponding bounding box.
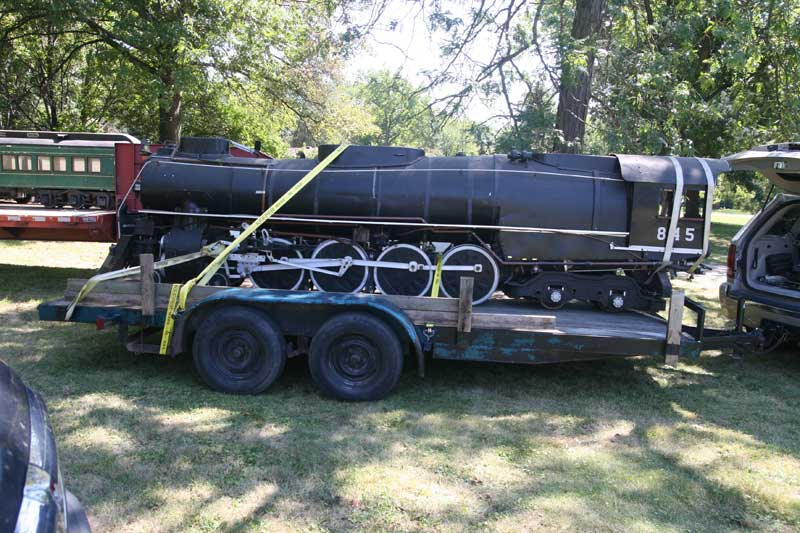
[727,244,736,280]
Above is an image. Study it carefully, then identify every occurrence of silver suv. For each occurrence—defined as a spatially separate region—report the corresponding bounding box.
[721,143,800,336]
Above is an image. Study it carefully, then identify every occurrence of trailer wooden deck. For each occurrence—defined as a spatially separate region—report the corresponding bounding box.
[39,277,702,366]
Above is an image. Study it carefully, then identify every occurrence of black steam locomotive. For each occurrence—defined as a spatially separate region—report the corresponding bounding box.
[113,138,727,310]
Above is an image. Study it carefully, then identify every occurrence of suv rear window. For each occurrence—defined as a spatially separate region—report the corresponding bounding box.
[766,205,800,235]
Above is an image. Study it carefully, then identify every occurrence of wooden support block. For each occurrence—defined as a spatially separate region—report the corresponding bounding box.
[457,276,474,333]
[140,254,155,317]
[665,290,685,366]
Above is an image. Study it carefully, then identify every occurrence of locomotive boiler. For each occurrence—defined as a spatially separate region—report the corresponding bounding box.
[119,138,727,310]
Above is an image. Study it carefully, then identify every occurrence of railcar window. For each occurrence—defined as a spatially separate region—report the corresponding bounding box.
[88,157,101,173]
[2,154,16,170]
[54,156,67,172]
[657,188,705,219]
[18,155,32,171]
[38,156,51,171]
[72,157,86,172]
[658,189,675,217]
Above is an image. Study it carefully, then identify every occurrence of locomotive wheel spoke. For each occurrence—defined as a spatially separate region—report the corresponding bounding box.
[440,244,500,305]
[249,238,305,290]
[373,244,433,297]
[310,240,369,293]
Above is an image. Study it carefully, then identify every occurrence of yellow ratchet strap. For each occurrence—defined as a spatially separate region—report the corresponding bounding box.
[430,253,443,298]
[159,284,182,354]
[158,143,351,355]
[425,253,444,330]
[64,241,227,321]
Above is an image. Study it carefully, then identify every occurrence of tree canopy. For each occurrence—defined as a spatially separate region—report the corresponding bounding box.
[1,0,378,153]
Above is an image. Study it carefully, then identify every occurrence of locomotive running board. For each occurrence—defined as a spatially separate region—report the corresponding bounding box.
[137,209,630,238]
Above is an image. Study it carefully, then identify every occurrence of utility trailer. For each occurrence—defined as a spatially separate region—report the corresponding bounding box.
[37,257,761,401]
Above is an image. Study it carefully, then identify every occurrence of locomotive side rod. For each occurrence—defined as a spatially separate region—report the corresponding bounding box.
[254,256,480,277]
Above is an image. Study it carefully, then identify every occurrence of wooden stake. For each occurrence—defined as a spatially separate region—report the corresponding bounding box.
[665,290,685,366]
[140,253,155,318]
[457,276,474,333]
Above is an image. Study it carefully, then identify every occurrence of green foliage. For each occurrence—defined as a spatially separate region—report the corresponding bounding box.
[289,72,379,149]
[353,70,429,146]
[351,69,479,155]
[592,0,800,160]
[495,82,559,153]
[0,0,367,147]
[715,171,771,212]
[424,119,480,156]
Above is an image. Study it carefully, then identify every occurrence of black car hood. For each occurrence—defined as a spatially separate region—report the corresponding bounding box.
[0,360,31,531]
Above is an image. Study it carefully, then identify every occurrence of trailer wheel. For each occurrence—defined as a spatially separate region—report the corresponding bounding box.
[192,306,286,394]
[309,312,403,401]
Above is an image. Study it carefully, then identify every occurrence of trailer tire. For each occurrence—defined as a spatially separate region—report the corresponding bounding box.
[309,312,403,401]
[192,306,286,394]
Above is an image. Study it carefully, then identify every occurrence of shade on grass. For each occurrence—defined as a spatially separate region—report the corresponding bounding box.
[2,213,798,532]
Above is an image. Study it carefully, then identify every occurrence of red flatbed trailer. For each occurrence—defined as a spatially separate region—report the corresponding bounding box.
[0,132,269,243]
[0,139,148,242]
[0,206,117,242]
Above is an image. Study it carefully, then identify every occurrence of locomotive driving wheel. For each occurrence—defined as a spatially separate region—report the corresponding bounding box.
[310,239,370,294]
[440,244,500,305]
[250,238,306,290]
[373,244,433,297]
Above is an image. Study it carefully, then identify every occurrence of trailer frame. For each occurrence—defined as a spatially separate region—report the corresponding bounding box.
[37,254,763,400]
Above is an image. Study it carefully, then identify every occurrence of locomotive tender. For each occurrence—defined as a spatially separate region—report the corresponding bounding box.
[116,138,727,311]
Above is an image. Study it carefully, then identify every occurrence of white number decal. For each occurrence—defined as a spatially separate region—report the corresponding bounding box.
[657,226,697,242]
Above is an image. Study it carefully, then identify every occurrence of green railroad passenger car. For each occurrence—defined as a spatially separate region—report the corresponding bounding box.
[0,130,139,208]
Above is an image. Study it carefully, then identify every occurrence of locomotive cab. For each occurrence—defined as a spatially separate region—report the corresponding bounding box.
[616,154,725,264]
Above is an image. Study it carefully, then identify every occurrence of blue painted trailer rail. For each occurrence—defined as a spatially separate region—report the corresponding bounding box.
[38,283,713,372]
[36,279,764,398]
[39,285,428,375]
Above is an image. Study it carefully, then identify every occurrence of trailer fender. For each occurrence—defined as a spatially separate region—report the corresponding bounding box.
[173,289,425,377]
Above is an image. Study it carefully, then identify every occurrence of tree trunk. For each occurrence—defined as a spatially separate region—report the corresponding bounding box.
[554,0,605,153]
[158,77,182,143]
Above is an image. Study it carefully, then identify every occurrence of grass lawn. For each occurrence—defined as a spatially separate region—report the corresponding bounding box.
[2,212,800,532]
[707,210,752,264]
